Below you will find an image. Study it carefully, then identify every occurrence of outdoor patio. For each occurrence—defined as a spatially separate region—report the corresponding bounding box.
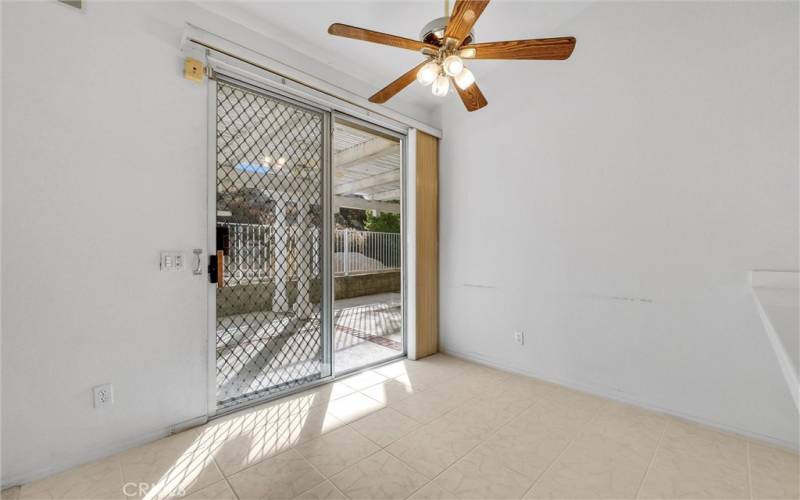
[216,291,402,408]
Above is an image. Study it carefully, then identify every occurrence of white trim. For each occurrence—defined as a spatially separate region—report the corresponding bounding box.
[1,416,199,487]
[208,76,337,414]
[180,24,442,139]
[195,22,426,408]
[441,346,800,452]
[205,78,218,418]
[3,414,208,487]
[330,112,410,361]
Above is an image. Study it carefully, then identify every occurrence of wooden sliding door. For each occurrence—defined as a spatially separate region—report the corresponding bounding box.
[415,131,439,358]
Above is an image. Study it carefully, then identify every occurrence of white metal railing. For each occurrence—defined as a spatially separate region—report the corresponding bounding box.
[218,222,400,282]
[221,222,274,282]
[334,229,400,276]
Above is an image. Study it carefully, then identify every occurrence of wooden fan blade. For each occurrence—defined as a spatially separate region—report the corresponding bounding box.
[369,62,427,104]
[444,0,490,46]
[329,23,438,52]
[455,82,488,112]
[461,37,576,60]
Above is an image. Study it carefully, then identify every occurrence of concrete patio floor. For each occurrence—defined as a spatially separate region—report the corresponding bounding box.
[215,292,402,409]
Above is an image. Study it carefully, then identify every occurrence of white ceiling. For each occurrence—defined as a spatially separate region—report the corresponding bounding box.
[201,1,590,110]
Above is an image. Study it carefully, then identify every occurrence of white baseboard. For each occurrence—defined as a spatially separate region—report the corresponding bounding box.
[440,345,799,452]
[2,414,208,489]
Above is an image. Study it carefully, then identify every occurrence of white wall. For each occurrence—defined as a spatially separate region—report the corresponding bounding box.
[0,1,432,485]
[3,0,798,486]
[438,1,800,448]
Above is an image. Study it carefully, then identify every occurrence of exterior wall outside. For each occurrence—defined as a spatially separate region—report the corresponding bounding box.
[217,272,401,316]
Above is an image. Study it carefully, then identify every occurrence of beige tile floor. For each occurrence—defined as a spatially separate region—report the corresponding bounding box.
[5,354,799,500]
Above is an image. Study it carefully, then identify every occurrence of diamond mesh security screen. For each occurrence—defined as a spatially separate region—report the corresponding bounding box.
[215,79,327,410]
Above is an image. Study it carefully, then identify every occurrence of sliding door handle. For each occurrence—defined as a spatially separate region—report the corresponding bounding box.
[216,251,224,288]
[208,251,225,288]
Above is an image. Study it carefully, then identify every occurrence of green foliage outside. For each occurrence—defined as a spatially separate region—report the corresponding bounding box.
[364,211,400,233]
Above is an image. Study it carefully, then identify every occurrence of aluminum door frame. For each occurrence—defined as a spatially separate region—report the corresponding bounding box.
[207,72,334,417]
[205,73,410,418]
[331,111,408,376]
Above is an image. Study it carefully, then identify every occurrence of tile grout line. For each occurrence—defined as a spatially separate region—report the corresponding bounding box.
[517,403,607,499]
[396,389,534,499]
[291,447,354,500]
[633,419,668,500]
[326,446,390,499]
[206,369,386,476]
[327,479,350,500]
[338,386,485,498]
[292,359,489,497]
[211,456,241,500]
[214,369,421,500]
[116,458,125,499]
[214,361,436,483]
[404,371,542,496]
[745,441,754,500]
[385,395,488,499]
[346,407,423,449]
[329,481,349,500]
[36,356,786,500]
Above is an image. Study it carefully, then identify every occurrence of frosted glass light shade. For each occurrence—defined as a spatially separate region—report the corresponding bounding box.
[443,55,464,77]
[416,62,439,86]
[454,67,475,90]
[432,75,450,96]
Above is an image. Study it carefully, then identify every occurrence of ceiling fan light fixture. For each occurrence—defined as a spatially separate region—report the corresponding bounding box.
[443,55,464,76]
[454,67,475,90]
[432,74,450,96]
[330,0,576,112]
[416,61,440,86]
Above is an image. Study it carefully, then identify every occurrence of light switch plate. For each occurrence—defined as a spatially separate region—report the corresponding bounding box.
[160,251,184,271]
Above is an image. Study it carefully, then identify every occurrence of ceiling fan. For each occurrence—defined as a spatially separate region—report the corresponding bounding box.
[328,0,576,112]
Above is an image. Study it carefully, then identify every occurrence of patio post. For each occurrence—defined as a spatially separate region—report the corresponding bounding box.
[273,198,289,313]
[293,203,312,319]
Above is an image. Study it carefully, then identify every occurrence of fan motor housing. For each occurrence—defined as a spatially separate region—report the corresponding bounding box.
[419,17,475,46]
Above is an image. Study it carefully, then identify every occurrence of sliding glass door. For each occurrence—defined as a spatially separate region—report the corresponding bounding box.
[213,78,331,411]
[332,117,405,375]
[209,76,406,413]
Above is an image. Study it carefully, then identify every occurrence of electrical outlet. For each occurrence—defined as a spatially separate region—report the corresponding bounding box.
[93,384,114,408]
[514,331,525,345]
